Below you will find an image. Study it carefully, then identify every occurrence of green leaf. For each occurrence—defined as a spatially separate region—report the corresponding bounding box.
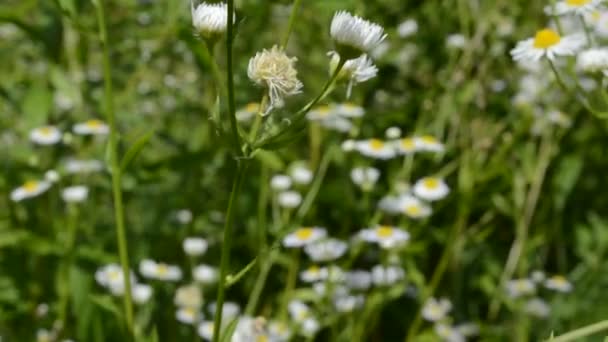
[22,84,51,127]
[90,294,123,320]
[120,130,155,172]
[220,317,240,342]
[254,150,285,170]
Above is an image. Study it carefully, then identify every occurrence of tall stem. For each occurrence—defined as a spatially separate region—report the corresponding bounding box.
[94,0,134,335]
[225,0,243,157]
[548,320,608,342]
[281,0,303,48]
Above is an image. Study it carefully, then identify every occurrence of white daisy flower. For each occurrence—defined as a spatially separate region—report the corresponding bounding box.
[413,177,450,201]
[330,11,387,57]
[395,137,417,154]
[73,119,109,135]
[544,275,573,292]
[594,11,608,38]
[139,259,182,281]
[398,194,433,219]
[505,278,536,298]
[531,270,546,283]
[422,297,452,322]
[10,180,51,202]
[191,1,231,39]
[277,190,302,209]
[307,104,336,121]
[345,270,372,290]
[193,264,218,284]
[330,52,378,98]
[525,298,551,318]
[446,33,467,49]
[510,28,585,62]
[183,237,208,256]
[350,166,380,191]
[318,116,353,133]
[198,321,215,341]
[268,321,291,341]
[283,227,327,248]
[371,264,405,286]
[176,307,202,324]
[208,301,240,319]
[44,170,60,183]
[36,329,56,342]
[64,159,104,174]
[290,164,313,185]
[174,284,203,308]
[414,135,445,152]
[341,139,357,152]
[95,263,136,296]
[300,318,320,338]
[434,323,465,342]
[61,185,89,203]
[355,139,396,159]
[236,102,260,122]
[359,226,410,249]
[248,45,303,113]
[385,126,402,139]
[335,102,366,118]
[334,295,365,313]
[288,300,312,322]
[271,174,293,191]
[176,209,193,224]
[398,19,418,38]
[304,238,348,262]
[549,0,603,16]
[29,126,62,145]
[577,48,608,72]
[132,284,153,304]
[300,265,327,283]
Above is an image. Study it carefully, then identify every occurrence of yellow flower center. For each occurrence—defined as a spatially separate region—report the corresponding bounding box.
[108,270,121,281]
[316,105,332,116]
[515,281,530,291]
[256,335,269,342]
[342,102,356,110]
[23,181,39,193]
[401,138,415,149]
[86,119,104,128]
[39,127,54,136]
[376,226,394,238]
[156,264,169,276]
[295,228,314,240]
[533,29,561,49]
[370,139,384,151]
[566,0,590,6]
[551,275,567,285]
[246,102,259,112]
[420,135,438,144]
[404,204,421,216]
[307,265,320,274]
[423,178,440,189]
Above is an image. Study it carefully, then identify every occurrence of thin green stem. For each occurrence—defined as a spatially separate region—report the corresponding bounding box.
[295,145,337,221]
[58,204,79,335]
[579,14,593,46]
[244,253,274,315]
[225,0,243,157]
[94,0,134,335]
[281,0,303,48]
[212,162,247,342]
[280,249,300,321]
[547,320,608,342]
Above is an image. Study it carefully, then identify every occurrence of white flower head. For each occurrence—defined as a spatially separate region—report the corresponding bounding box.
[300,318,320,338]
[334,102,365,118]
[577,48,608,72]
[44,170,60,183]
[330,11,386,57]
[61,185,89,203]
[271,174,292,191]
[139,259,182,281]
[548,0,603,16]
[355,139,396,159]
[236,102,260,122]
[198,321,215,341]
[175,284,203,308]
[385,126,402,139]
[208,301,240,318]
[371,264,405,286]
[11,180,51,202]
[95,263,136,296]
[413,177,450,201]
[506,278,536,298]
[64,159,104,174]
[422,297,452,322]
[415,135,445,152]
[594,11,608,38]
[132,284,153,304]
[350,166,380,191]
[317,116,353,132]
[191,1,231,39]
[304,238,348,262]
[176,307,202,324]
[525,298,551,318]
[510,28,585,62]
[283,227,327,248]
[193,264,218,284]
[330,52,378,98]
[434,323,465,342]
[73,119,109,135]
[334,295,365,313]
[183,237,209,256]
[399,195,433,219]
[176,209,193,224]
[345,270,372,290]
[277,190,302,209]
[544,275,573,292]
[299,265,328,283]
[359,225,410,249]
[248,45,303,114]
[288,300,312,322]
[290,164,313,185]
[268,321,291,341]
[30,126,62,145]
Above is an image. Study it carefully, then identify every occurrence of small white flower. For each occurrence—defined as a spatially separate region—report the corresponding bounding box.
[531,270,546,283]
[422,297,452,322]
[307,104,336,121]
[334,295,365,313]
[525,298,551,318]
[248,46,303,113]
[510,28,585,62]
[398,195,433,219]
[318,116,353,132]
[271,174,292,191]
[398,19,418,38]
[95,264,136,296]
[359,226,410,249]
[290,164,313,185]
[61,185,89,203]
[594,11,608,38]
[330,11,386,55]
[304,238,348,262]
[64,159,104,174]
[330,52,378,98]
[385,126,402,139]
[434,323,465,342]
[277,191,302,209]
[176,307,202,324]
[283,227,327,248]
[355,139,396,159]
[345,270,372,290]
[175,284,203,308]
[577,48,608,72]
[236,102,260,122]
[394,137,417,154]
[341,139,357,152]
[183,237,208,256]
[139,259,182,281]
[30,126,62,145]
[132,284,153,304]
[176,209,193,224]
[10,180,51,202]
[208,301,240,319]
[300,318,320,338]
[548,0,603,16]
[446,34,467,49]
[191,1,230,39]
[35,303,49,318]
[193,264,218,284]
[335,102,366,118]
[506,278,536,298]
[288,300,312,322]
[415,135,445,152]
[544,275,573,292]
[44,170,60,183]
[350,167,380,191]
[456,323,480,337]
[36,329,56,342]
[268,321,291,341]
[371,264,405,286]
[198,320,215,340]
[413,177,450,201]
[300,265,327,283]
[73,119,109,135]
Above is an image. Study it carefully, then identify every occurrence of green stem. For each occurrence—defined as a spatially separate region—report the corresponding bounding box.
[212,162,247,342]
[281,0,303,48]
[58,204,79,335]
[547,320,608,342]
[280,249,300,321]
[244,254,274,315]
[225,0,243,157]
[94,0,134,335]
[295,145,337,221]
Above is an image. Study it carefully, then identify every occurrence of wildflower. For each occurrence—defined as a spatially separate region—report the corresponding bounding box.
[176,209,193,224]
[385,126,402,139]
[283,227,327,248]
[330,11,386,58]
[398,19,418,38]
[415,135,445,152]
[288,300,312,321]
[61,185,89,203]
[208,301,240,318]
[577,48,608,72]
[350,167,380,191]
[334,295,365,312]
[456,323,480,337]
[330,52,378,98]
[399,195,433,219]
[73,119,109,135]
[198,321,215,340]
[29,126,62,145]
[446,34,467,49]
[64,159,104,174]
[247,45,303,113]
[193,264,218,284]
[304,238,348,262]
[395,137,417,154]
[300,318,320,338]
[422,297,452,322]
[335,102,366,118]
[176,307,202,324]
[232,316,270,342]
[434,323,465,342]
[139,259,182,281]
[525,298,551,318]
[307,104,336,121]
[268,321,291,341]
[317,116,353,132]
[132,284,153,304]
[506,278,536,298]
[236,102,260,122]
[549,0,603,16]
[544,275,573,292]
[510,28,585,62]
[300,265,327,283]
[594,11,608,38]
[290,164,313,185]
[44,170,60,183]
[371,265,405,286]
[355,139,396,159]
[191,1,230,40]
[277,190,302,208]
[183,237,208,256]
[271,174,292,191]
[36,329,56,342]
[341,139,357,151]
[359,226,410,249]
[345,270,372,290]
[413,177,450,201]
[95,263,136,296]
[531,270,546,283]
[10,180,51,202]
[175,284,203,308]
